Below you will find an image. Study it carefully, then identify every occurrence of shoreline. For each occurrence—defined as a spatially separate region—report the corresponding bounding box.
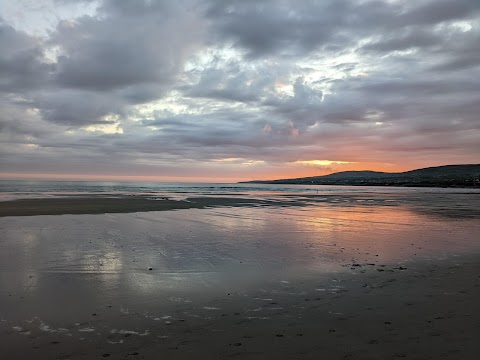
[0,196,265,217]
[240,181,480,189]
[1,191,479,218]
[1,253,479,359]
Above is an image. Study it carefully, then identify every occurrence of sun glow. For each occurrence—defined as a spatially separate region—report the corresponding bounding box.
[84,122,124,134]
[213,158,265,166]
[295,160,354,166]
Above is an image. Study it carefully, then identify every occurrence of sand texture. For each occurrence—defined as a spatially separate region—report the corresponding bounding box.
[1,256,479,359]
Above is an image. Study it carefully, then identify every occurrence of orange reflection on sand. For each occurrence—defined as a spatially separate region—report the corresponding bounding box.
[285,202,467,263]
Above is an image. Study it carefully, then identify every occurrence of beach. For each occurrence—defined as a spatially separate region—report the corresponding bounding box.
[2,255,478,360]
[1,186,479,359]
[3,0,480,357]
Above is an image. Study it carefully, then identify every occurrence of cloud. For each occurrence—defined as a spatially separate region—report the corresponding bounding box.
[2,1,206,128]
[33,89,123,126]
[362,29,442,53]
[53,3,202,92]
[0,19,53,92]
[206,0,480,57]
[206,0,353,58]
[1,0,479,180]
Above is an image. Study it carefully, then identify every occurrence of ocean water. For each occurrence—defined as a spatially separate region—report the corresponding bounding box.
[0,179,477,201]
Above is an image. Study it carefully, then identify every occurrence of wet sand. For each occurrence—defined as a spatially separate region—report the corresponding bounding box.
[1,255,479,359]
[1,192,479,359]
[1,191,479,218]
[0,196,236,217]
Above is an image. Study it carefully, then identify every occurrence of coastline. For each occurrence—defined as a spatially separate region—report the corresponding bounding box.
[1,190,479,218]
[240,164,480,188]
[242,182,480,189]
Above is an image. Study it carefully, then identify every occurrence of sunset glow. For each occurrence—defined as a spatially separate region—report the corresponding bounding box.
[295,160,355,167]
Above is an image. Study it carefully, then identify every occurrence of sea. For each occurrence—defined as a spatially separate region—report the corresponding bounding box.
[0,179,477,201]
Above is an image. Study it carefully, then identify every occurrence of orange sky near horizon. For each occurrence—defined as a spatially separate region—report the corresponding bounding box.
[0,160,470,183]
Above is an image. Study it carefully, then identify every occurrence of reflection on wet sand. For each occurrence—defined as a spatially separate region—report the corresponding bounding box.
[1,195,479,303]
[2,188,480,219]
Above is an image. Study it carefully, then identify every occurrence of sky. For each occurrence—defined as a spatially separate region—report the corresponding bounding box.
[0,0,479,182]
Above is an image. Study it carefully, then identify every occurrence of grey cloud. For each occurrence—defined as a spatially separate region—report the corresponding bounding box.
[292,77,322,104]
[184,60,280,103]
[186,68,260,103]
[362,29,441,53]
[0,21,53,92]
[206,0,351,57]
[0,98,38,139]
[358,78,480,96]
[400,0,479,27]
[428,28,480,72]
[1,0,480,179]
[358,0,480,31]
[34,90,122,126]
[52,1,204,95]
[206,0,480,59]
[432,55,480,72]
[1,1,206,128]
[262,77,323,129]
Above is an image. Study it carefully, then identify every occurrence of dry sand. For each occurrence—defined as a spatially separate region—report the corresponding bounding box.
[0,196,289,217]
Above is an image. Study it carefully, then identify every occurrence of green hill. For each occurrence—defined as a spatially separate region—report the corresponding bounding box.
[241,164,480,188]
